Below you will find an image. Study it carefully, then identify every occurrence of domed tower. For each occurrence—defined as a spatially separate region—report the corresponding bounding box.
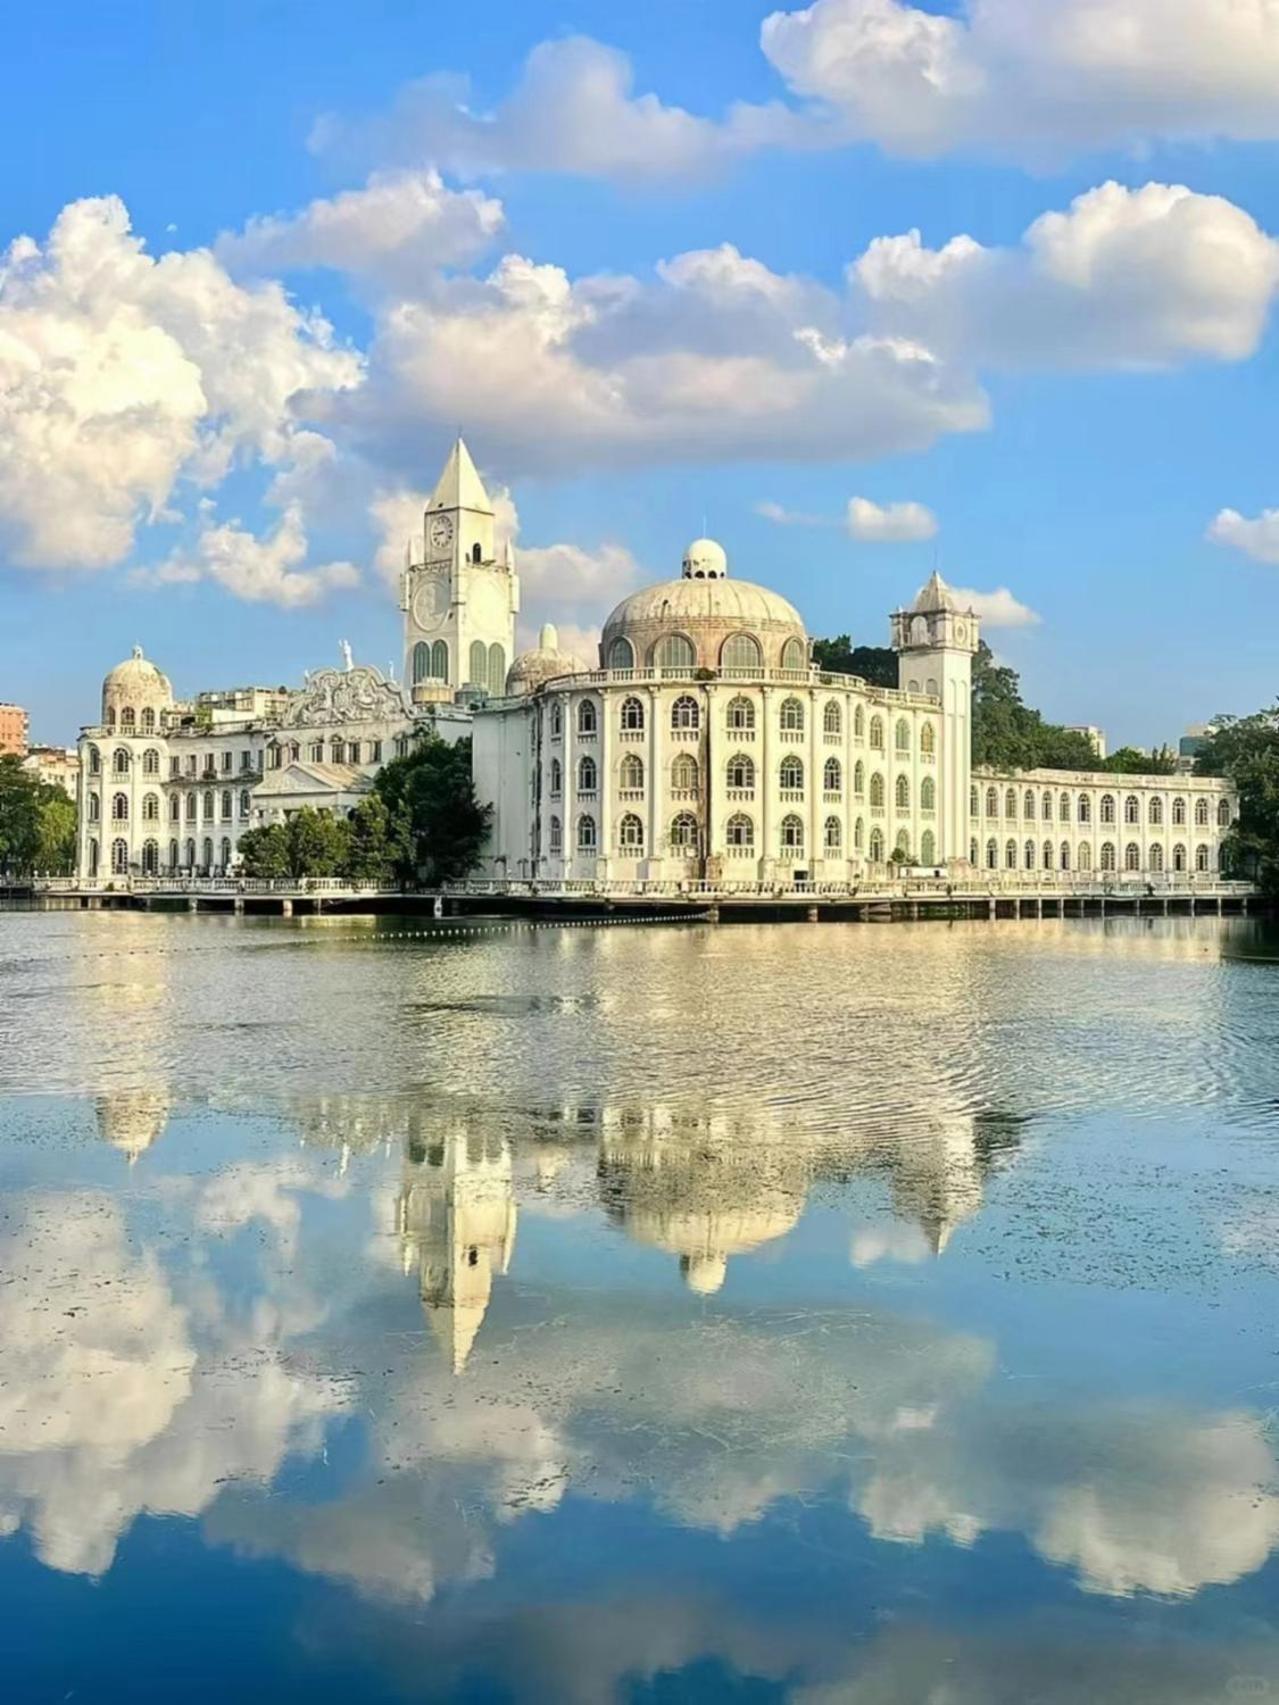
[505,624,590,696]
[80,647,174,882]
[891,573,979,867]
[101,645,174,735]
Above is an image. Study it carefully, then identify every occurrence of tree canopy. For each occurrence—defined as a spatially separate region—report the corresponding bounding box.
[810,635,898,688]
[0,756,77,877]
[1195,708,1279,893]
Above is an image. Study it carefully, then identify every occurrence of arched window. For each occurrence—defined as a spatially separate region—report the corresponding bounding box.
[141,707,156,734]
[106,708,117,730]
[869,772,885,807]
[620,753,644,791]
[577,700,598,735]
[970,784,980,815]
[895,774,909,810]
[112,792,128,821]
[1124,795,1140,825]
[1059,792,1071,821]
[1024,790,1036,819]
[1078,843,1092,871]
[780,814,804,850]
[239,789,251,817]
[823,757,842,793]
[550,757,562,795]
[1100,842,1116,871]
[1172,797,1187,826]
[165,794,178,824]
[780,755,804,791]
[1149,796,1163,825]
[896,828,911,858]
[618,813,645,850]
[660,693,697,736]
[726,753,755,791]
[219,837,232,871]
[671,753,698,792]
[721,633,762,671]
[824,816,842,852]
[202,790,214,822]
[1041,791,1053,819]
[142,793,159,822]
[1194,798,1209,826]
[620,696,645,731]
[869,827,885,862]
[854,760,865,795]
[1100,794,1116,824]
[1043,840,1054,869]
[113,747,130,776]
[220,790,232,821]
[1172,843,1187,872]
[1060,841,1071,870]
[607,636,634,669]
[1218,798,1231,827]
[670,812,699,850]
[1005,839,1017,869]
[430,640,449,682]
[577,755,597,792]
[87,793,101,822]
[1078,795,1092,824]
[470,640,488,690]
[986,838,998,869]
[549,816,562,854]
[1196,843,1210,871]
[412,642,429,684]
[1005,788,1017,818]
[727,813,754,848]
[780,698,804,732]
[970,837,979,864]
[185,837,196,869]
[853,705,865,739]
[167,839,178,872]
[88,746,101,776]
[489,644,506,693]
[854,817,865,850]
[550,701,563,737]
[653,633,696,670]
[869,715,884,750]
[895,719,911,752]
[1150,843,1165,872]
[1024,839,1036,869]
[920,722,935,755]
[111,838,128,874]
[726,696,755,730]
[120,707,136,732]
[143,748,159,775]
[201,837,214,870]
[823,700,842,736]
[780,637,806,670]
[1125,842,1141,871]
[921,777,936,810]
[920,829,936,865]
[986,786,999,818]
[185,792,196,822]
[471,542,482,564]
[577,815,597,852]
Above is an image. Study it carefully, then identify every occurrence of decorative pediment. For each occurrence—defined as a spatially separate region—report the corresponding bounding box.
[255,761,373,799]
[288,665,412,728]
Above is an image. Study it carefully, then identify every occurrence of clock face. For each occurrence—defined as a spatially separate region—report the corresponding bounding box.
[413,577,448,626]
[428,513,454,552]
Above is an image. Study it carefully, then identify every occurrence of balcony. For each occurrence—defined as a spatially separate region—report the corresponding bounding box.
[823,791,842,804]
[779,789,804,803]
[725,726,756,740]
[618,789,644,802]
[726,787,755,802]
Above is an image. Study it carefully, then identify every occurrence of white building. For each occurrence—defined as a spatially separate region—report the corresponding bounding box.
[474,540,1236,883]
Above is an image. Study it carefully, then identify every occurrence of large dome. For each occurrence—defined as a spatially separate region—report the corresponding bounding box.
[505,623,590,695]
[101,645,174,728]
[601,538,807,673]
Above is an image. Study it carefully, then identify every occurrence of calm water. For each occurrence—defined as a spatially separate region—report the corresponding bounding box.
[3,910,1279,1703]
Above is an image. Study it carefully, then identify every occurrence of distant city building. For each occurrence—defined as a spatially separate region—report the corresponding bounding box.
[1175,724,1216,774]
[23,744,79,796]
[1064,725,1107,761]
[0,702,29,758]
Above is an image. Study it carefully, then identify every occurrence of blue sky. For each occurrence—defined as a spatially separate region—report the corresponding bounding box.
[3,0,1279,746]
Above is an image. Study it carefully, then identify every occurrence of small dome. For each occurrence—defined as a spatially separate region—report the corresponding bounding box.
[505,623,590,695]
[681,537,728,580]
[102,645,174,727]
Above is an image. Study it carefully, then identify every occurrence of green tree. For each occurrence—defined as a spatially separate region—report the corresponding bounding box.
[0,757,77,876]
[236,823,291,879]
[35,788,77,874]
[1101,743,1178,775]
[285,807,349,878]
[971,643,1107,773]
[1196,708,1279,892]
[811,635,898,688]
[344,794,397,884]
[375,734,491,884]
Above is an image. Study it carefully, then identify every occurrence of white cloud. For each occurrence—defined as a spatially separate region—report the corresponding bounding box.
[948,584,1040,628]
[756,500,826,525]
[1207,506,1279,566]
[313,36,805,185]
[0,196,362,574]
[847,495,937,541]
[761,0,1279,159]
[218,169,504,294]
[854,181,1279,369]
[145,501,360,609]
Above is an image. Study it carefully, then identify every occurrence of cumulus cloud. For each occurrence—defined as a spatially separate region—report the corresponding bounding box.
[948,584,1040,628]
[218,169,504,294]
[142,501,360,609]
[761,0,1279,159]
[312,36,806,185]
[0,196,362,574]
[853,181,1279,369]
[756,501,826,525]
[847,496,937,541]
[1206,506,1279,566]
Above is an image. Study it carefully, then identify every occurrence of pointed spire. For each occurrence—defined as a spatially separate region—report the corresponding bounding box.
[427,436,491,514]
[912,570,957,614]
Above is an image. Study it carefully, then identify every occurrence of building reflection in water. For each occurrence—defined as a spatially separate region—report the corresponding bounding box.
[94,1089,172,1164]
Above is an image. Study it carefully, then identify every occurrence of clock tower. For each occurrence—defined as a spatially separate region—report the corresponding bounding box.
[400,438,519,704]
